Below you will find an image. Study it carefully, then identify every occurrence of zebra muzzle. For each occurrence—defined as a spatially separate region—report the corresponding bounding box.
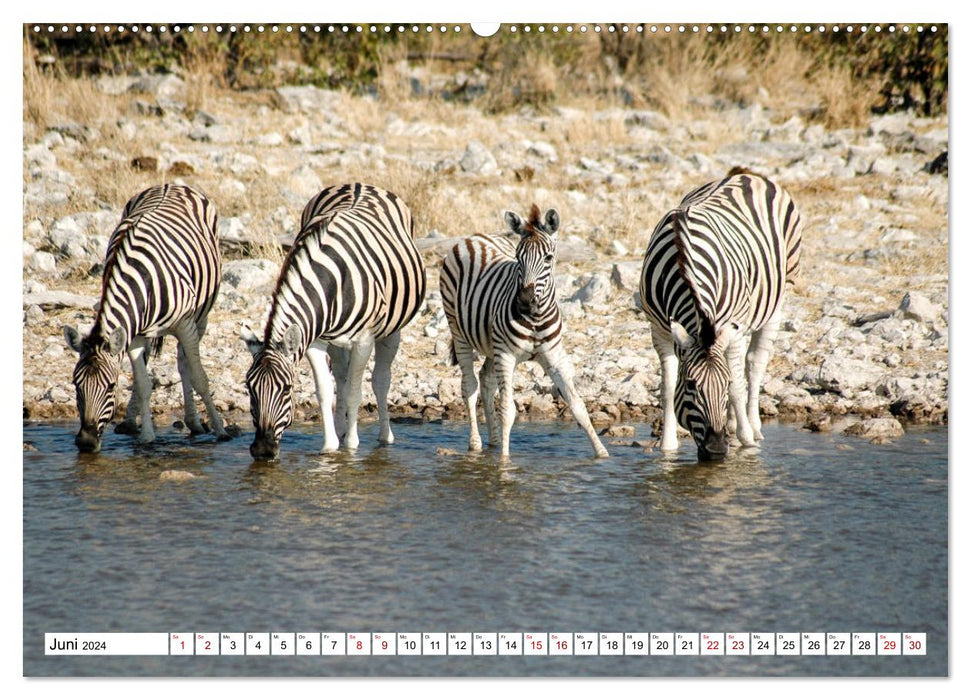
[250,433,281,461]
[75,426,102,453]
[515,285,538,315]
[699,427,728,460]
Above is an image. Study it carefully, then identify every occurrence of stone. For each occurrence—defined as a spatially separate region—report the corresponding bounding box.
[221,259,279,291]
[289,164,323,195]
[899,291,939,323]
[459,141,498,175]
[813,356,887,397]
[844,417,904,439]
[610,261,642,291]
[568,273,611,305]
[217,217,248,242]
[527,140,558,161]
[27,251,57,276]
[23,289,99,310]
[159,470,198,482]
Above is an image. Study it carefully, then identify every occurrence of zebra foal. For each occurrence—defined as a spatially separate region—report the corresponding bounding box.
[63,184,229,452]
[638,169,802,459]
[440,205,609,459]
[242,183,426,460]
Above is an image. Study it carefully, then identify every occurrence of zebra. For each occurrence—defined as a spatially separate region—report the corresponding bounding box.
[241,183,426,460]
[638,169,802,458]
[440,205,609,459]
[62,184,229,453]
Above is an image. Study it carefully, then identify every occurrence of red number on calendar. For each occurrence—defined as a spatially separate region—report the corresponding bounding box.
[707,640,719,651]
[556,640,568,650]
[205,641,211,650]
[909,640,922,651]
[884,640,896,651]
[732,640,745,650]
[356,641,363,650]
[531,640,543,650]
[381,641,388,650]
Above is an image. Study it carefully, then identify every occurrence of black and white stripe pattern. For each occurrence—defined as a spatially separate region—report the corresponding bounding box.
[63,184,228,452]
[441,205,608,458]
[638,170,802,458]
[242,183,426,460]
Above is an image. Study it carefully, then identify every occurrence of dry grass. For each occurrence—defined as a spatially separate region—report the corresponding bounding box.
[23,44,121,133]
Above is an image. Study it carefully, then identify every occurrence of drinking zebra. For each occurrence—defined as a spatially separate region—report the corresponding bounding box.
[63,184,229,452]
[638,169,802,458]
[440,205,609,458]
[242,183,426,460]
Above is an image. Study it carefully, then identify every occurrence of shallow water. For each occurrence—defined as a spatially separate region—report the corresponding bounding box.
[23,419,947,677]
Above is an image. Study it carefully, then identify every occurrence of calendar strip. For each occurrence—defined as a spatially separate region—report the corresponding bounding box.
[44,632,927,656]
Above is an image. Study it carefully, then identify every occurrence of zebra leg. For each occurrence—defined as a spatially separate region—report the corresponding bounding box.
[307,342,340,452]
[327,345,350,440]
[175,324,228,439]
[343,338,375,450]
[176,341,206,435]
[726,333,757,447]
[479,357,498,448]
[652,330,680,451]
[494,351,519,457]
[372,333,401,445]
[454,339,483,452]
[115,356,143,435]
[127,339,155,444]
[539,349,609,459]
[746,312,782,442]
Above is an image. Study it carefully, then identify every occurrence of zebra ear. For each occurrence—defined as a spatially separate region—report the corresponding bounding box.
[280,325,303,357]
[106,327,127,355]
[504,211,527,237]
[241,323,264,357]
[543,209,560,236]
[63,325,84,354]
[670,320,695,350]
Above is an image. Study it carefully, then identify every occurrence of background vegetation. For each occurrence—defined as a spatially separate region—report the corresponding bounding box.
[24,23,948,127]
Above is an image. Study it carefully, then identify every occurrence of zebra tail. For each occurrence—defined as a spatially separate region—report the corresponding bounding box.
[449,341,458,366]
[151,337,164,359]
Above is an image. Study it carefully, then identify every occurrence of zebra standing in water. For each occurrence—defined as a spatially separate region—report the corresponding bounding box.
[63,184,229,452]
[440,205,609,459]
[242,183,426,460]
[638,169,802,458]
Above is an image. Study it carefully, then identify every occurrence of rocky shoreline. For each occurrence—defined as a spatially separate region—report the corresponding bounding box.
[23,78,948,446]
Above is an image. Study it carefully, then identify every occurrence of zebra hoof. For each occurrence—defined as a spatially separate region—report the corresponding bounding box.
[114,422,138,435]
[595,447,610,459]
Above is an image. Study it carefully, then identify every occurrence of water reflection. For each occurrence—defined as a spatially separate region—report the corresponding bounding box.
[23,419,949,677]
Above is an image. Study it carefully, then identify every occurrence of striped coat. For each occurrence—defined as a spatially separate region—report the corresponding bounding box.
[639,170,802,457]
[63,184,228,452]
[441,205,608,458]
[243,183,426,459]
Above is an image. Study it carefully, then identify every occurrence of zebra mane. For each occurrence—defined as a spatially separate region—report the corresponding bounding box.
[264,211,340,345]
[670,209,718,347]
[526,204,543,230]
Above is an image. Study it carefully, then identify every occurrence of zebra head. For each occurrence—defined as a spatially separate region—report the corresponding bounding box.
[63,325,126,453]
[242,323,302,461]
[669,317,736,459]
[506,205,559,317]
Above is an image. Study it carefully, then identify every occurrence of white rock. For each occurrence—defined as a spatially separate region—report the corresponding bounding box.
[899,291,939,323]
[459,141,498,175]
[221,259,279,291]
